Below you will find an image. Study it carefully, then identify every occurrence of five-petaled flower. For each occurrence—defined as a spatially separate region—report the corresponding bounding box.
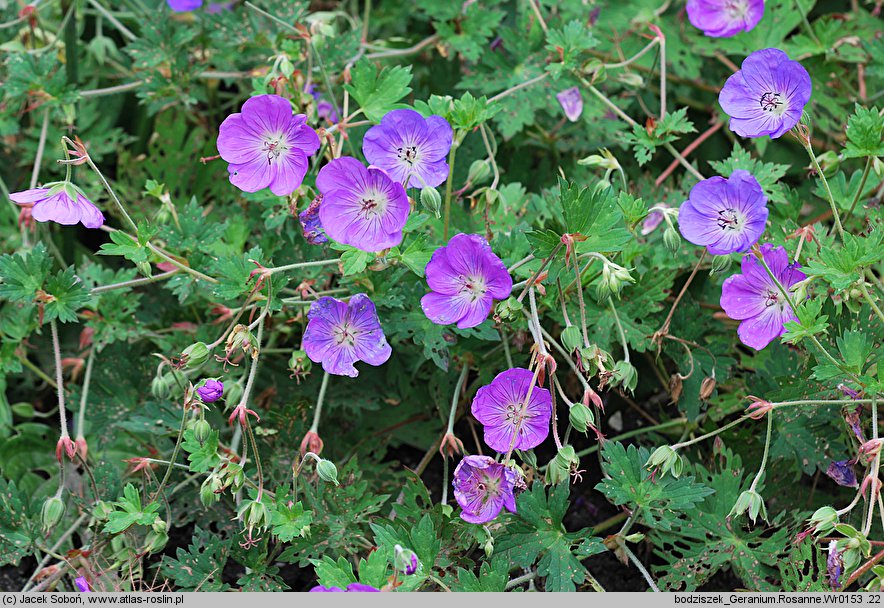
[687,0,764,38]
[363,109,452,188]
[452,455,518,524]
[471,368,552,453]
[10,183,104,229]
[719,48,812,139]
[421,233,513,329]
[720,243,806,350]
[316,156,409,252]
[303,294,392,377]
[678,170,769,255]
[217,94,321,196]
[556,88,584,122]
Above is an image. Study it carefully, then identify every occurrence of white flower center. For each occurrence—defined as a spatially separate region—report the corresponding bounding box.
[333,322,358,347]
[758,91,787,116]
[358,189,388,220]
[716,207,745,232]
[725,0,749,20]
[396,143,420,166]
[262,134,289,164]
[458,275,487,302]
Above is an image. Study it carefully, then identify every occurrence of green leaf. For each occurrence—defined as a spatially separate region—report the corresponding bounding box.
[399,235,434,277]
[450,561,508,592]
[181,428,221,473]
[160,527,231,591]
[103,483,161,534]
[623,107,695,166]
[210,246,263,301]
[843,104,884,158]
[344,58,412,123]
[0,479,37,566]
[708,144,791,204]
[545,20,597,76]
[270,499,313,543]
[98,229,150,265]
[596,442,714,530]
[496,483,600,592]
[42,267,90,324]
[782,298,829,344]
[804,230,884,290]
[0,243,52,304]
[311,555,358,589]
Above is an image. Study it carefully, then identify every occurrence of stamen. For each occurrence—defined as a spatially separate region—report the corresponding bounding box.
[759,92,783,113]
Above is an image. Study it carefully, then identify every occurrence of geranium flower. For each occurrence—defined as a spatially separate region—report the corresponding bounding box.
[167,0,202,10]
[302,294,392,377]
[678,170,768,255]
[74,577,91,592]
[556,88,583,122]
[10,183,104,229]
[719,48,812,139]
[471,368,552,452]
[826,460,858,488]
[362,109,452,188]
[315,157,409,252]
[217,94,320,196]
[196,379,223,403]
[720,243,806,350]
[452,455,517,524]
[421,233,513,329]
[687,0,764,38]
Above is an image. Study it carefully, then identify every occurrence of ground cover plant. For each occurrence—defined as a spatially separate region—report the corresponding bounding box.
[0,0,883,594]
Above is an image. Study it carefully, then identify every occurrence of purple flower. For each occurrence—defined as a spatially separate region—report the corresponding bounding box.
[362,109,452,188]
[74,577,91,592]
[641,204,669,235]
[719,48,812,139]
[404,554,418,575]
[303,294,392,378]
[826,460,858,488]
[197,379,223,403]
[471,368,551,453]
[556,87,583,122]
[678,170,768,255]
[10,183,104,229]
[315,157,409,252]
[421,234,513,329]
[305,84,339,123]
[687,0,764,38]
[299,196,328,245]
[827,541,843,590]
[217,94,320,196]
[345,584,380,592]
[452,455,517,524]
[309,586,344,592]
[720,244,806,350]
[168,0,202,10]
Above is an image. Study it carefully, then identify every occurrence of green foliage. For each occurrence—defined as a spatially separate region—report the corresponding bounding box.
[344,59,413,123]
[843,105,884,159]
[103,484,161,534]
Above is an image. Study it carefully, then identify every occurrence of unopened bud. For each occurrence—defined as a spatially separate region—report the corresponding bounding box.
[420,187,442,218]
[809,506,839,535]
[699,376,716,401]
[191,419,212,445]
[546,445,579,485]
[645,445,684,478]
[599,261,634,299]
[467,159,491,185]
[316,459,339,486]
[560,326,583,352]
[238,499,269,531]
[494,297,522,322]
[730,489,767,523]
[663,226,680,252]
[568,403,594,434]
[612,360,637,393]
[394,544,419,575]
[41,495,65,532]
[710,254,732,275]
[815,150,840,178]
[181,342,210,368]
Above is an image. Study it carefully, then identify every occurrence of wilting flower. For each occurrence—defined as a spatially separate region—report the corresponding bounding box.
[471,368,552,452]
[74,577,91,592]
[303,294,392,377]
[10,183,104,229]
[217,94,320,196]
[362,109,452,188]
[745,396,773,419]
[196,379,224,403]
[452,455,517,524]
[719,48,812,139]
[315,156,409,252]
[641,204,668,235]
[299,196,328,245]
[720,244,806,350]
[678,170,768,255]
[686,0,764,38]
[826,460,858,488]
[305,84,339,123]
[556,88,583,122]
[309,584,379,592]
[827,541,844,590]
[421,233,513,329]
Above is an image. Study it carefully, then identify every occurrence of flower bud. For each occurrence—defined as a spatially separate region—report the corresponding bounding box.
[612,360,637,393]
[181,342,210,368]
[616,72,644,88]
[494,297,522,322]
[196,379,224,403]
[645,445,684,479]
[746,396,774,419]
[224,382,244,406]
[560,326,583,352]
[191,419,212,446]
[316,459,339,486]
[420,187,442,218]
[730,489,767,523]
[568,403,594,434]
[200,476,222,507]
[238,499,269,531]
[809,506,839,535]
[815,150,840,178]
[151,373,173,399]
[41,495,65,532]
[394,544,419,575]
[663,226,680,252]
[136,262,152,278]
[598,261,634,299]
[546,445,579,485]
[873,157,884,179]
[710,254,732,275]
[288,349,312,383]
[467,159,491,185]
[144,523,169,554]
